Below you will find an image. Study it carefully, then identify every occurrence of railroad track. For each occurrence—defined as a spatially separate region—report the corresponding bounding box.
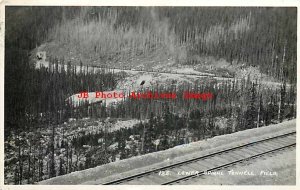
[102,131,296,185]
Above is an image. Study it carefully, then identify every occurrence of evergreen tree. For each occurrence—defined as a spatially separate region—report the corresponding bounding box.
[245,82,257,129]
[278,80,286,122]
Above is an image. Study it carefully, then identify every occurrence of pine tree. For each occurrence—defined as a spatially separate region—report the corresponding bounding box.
[245,82,257,129]
[59,158,64,176]
[257,94,264,127]
[278,80,286,122]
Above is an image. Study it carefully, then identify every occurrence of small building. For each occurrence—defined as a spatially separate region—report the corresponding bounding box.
[36,51,46,61]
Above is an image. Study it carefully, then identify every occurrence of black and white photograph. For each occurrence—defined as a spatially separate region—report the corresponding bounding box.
[2,4,297,186]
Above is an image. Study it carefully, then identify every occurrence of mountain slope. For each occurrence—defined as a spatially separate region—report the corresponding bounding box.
[32,7,296,84]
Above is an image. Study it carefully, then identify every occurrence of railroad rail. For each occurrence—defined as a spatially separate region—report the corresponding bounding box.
[102,131,296,185]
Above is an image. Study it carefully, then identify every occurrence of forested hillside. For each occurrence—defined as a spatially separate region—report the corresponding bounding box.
[6,7,296,81]
[4,7,297,184]
[38,7,297,83]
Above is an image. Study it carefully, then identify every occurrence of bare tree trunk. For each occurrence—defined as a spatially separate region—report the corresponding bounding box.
[278,43,286,121]
[66,141,69,174]
[278,93,281,122]
[257,95,261,128]
[32,155,36,183]
[18,133,23,184]
[28,142,31,184]
[69,148,73,173]
[271,43,275,76]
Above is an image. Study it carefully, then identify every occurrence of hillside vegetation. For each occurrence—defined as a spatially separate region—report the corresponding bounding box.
[35,7,297,83]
